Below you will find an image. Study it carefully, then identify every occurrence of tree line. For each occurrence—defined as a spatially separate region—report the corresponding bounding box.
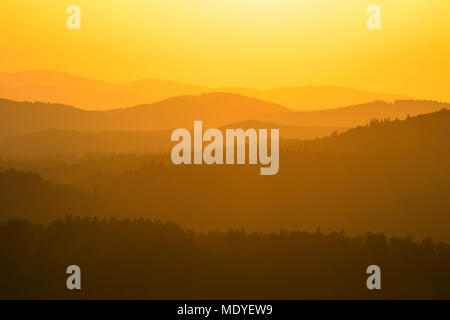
[0,217,449,299]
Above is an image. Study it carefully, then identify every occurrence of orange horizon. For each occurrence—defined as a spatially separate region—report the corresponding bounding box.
[0,69,421,111]
[0,69,414,95]
[1,1,449,102]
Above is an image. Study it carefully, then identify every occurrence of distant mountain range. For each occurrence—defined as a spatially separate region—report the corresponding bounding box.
[0,94,447,157]
[217,85,411,112]
[0,70,411,110]
[0,94,446,141]
[0,93,290,140]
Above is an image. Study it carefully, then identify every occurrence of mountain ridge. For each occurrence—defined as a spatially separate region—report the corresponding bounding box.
[0,93,290,140]
[0,96,447,141]
[0,70,411,111]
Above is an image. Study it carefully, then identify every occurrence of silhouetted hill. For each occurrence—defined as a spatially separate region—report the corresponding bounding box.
[219,121,345,139]
[0,93,290,140]
[0,123,345,158]
[72,110,450,241]
[0,70,410,110]
[0,99,105,140]
[220,85,411,111]
[0,97,446,142]
[0,70,206,110]
[259,100,450,128]
[0,130,170,157]
[106,93,290,131]
[3,110,450,241]
[290,108,450,152]
[0,169,104,221]
[1,217,449,299]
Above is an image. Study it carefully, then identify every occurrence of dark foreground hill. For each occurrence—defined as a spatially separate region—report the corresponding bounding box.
[0,217,449,299]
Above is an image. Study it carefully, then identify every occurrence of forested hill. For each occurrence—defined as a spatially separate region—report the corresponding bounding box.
[288,108,450,153]
[1,217,449,299]
[0,169,109,222]
[2,109,450,240]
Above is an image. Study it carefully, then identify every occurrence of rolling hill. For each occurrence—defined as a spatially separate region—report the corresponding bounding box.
[0,96,446,142]
[0,93,290,140]
[0,130,171,157]
[0,70,206,110]
[65,109,450,241]
[0,169,103,222]
[0,70,410,110]
[106,93,291,131]
[258,100,450,128]
[2,110,450,241]
[289,108,450,153]
[219,85,411,111]
[0,122,346,158]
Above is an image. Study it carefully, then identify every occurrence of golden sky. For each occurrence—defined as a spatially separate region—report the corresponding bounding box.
[1,0,449,101]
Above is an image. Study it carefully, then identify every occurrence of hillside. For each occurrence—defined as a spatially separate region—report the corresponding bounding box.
[288,108,450,153]
[0,70,409,110]
[0,123,345,158]
[0,130,171,158]
[105,93,291,131]
[0,97,446,142]
[0,70,206,110]
[1,217,448,299]
[219,121,345,140]
[0,93,290,140]
[259,100,450,128]
[220,85,411,111]
[0,169,105,222]
[1,110,448,240]
[74,109,450,241]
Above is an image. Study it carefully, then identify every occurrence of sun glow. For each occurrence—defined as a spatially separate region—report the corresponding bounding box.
[0,0,449,101]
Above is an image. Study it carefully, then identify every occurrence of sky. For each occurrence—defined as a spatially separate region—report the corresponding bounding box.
[1,0,449,101]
